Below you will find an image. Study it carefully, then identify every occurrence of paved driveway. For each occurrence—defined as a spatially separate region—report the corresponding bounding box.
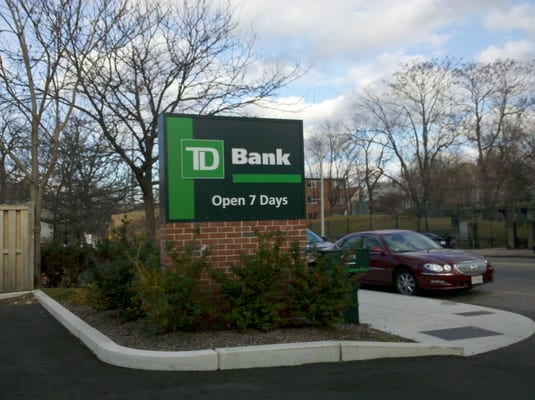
[2,301,535,400]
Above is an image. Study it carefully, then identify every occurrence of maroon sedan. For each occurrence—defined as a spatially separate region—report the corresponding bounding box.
[332,229,494,295]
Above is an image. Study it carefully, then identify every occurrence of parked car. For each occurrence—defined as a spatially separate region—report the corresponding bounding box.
[329,229,494,295]
[306,229,332,265]
[421,232,454,248]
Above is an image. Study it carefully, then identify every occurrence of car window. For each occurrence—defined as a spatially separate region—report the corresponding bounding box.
[339,235,363,250]
[307,229,326,245]
[382,231,441,253]
[363,236,381,249]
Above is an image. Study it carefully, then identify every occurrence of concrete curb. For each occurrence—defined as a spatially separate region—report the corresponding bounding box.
[33,290,218,371]
[27,290,463,370]
[0,290,32,301]
[341,341,463,361]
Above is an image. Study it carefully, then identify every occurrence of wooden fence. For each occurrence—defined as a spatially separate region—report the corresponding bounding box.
[0,204,34,293]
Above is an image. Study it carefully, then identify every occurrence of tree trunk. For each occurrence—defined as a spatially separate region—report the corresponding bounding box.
[32,186,42,287]
[0,155,6,203]
[139,174,156,243]
[144,193,156,243]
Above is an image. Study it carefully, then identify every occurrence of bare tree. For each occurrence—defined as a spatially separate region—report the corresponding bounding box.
[72,0,302,242]
[348,110,388,229]
[0,113,24,203]
[426,153,467,212]
[376,187,408,228]
[456,60,535,208]
[354,59,463,230]
[456,59,535,247]
[45,116,129,243]
[0,0,127,284]
[305,120,357,217]
[495,121,534,247]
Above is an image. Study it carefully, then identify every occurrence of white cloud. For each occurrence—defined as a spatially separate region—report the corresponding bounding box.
[346,52,427,90]
[476,2,535,61]
[299,96,349,126]
[241,94,348,136]
[221,0,534,131]
[232,0,460,61]
[228,1,501,99]
[476,40,535,62]
[485,2,535,33]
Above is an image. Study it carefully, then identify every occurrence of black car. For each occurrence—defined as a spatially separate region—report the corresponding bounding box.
[421,232,454,248]
[306,229,332,265]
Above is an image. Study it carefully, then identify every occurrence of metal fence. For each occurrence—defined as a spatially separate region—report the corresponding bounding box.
[0,204,34,293]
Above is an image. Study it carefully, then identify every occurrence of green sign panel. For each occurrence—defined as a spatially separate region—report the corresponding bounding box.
[158,114,305,222]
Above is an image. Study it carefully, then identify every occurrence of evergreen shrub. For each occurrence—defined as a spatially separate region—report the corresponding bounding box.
[212,230,355,331]
[133,240,212,333]
[41,242,95,287]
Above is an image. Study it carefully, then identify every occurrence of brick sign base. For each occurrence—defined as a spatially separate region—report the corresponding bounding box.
[160,219,307,287]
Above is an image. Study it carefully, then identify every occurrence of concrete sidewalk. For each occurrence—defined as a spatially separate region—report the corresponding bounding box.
[359,290,535,356]
[2,288,527,371]
[475,248,535,258]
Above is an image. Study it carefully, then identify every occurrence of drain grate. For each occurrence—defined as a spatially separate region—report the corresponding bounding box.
[420,326,503,341]
[455,311,495,317]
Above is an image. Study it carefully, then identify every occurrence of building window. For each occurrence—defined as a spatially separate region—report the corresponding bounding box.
[306,180,318,188]
[307,196,318,204]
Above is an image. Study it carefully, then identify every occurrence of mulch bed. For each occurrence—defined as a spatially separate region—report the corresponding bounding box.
[1,293,411,351]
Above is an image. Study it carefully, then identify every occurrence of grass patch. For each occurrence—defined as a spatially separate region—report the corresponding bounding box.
[43,288,90,305]
[307,214,521,248]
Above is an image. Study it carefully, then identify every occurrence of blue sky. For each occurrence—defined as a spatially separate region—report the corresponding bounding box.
[228,0,535,133]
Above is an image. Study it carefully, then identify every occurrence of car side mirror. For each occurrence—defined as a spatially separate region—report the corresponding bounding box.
[369,246,384,254]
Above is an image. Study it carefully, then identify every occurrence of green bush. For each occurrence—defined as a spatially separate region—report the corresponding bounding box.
[287,254,356,326]
[133,240,212,333]
[41,243,95,287]
[87,221,159,321]
[72,222,357,334]
[89,258,141,316]
[212,231,291,331]
[212,230,354,331]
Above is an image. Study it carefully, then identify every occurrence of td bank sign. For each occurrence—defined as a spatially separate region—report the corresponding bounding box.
[158,114,305,222]
[181,140,292,178]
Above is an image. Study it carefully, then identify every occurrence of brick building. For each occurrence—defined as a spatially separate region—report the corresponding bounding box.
[305,178,356,219]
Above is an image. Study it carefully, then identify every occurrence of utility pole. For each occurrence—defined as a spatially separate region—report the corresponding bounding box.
[320,160,325,238]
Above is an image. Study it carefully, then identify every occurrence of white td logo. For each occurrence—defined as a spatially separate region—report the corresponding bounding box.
[181,139,224,179]
[185,146,220,171]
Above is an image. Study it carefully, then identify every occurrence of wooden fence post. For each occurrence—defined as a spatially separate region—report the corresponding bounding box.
[0,204,34,293]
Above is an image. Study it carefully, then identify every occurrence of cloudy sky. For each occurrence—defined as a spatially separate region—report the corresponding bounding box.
[229,0,535,131]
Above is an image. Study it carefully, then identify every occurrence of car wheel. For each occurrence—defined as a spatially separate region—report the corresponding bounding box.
[394,269,418,295]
